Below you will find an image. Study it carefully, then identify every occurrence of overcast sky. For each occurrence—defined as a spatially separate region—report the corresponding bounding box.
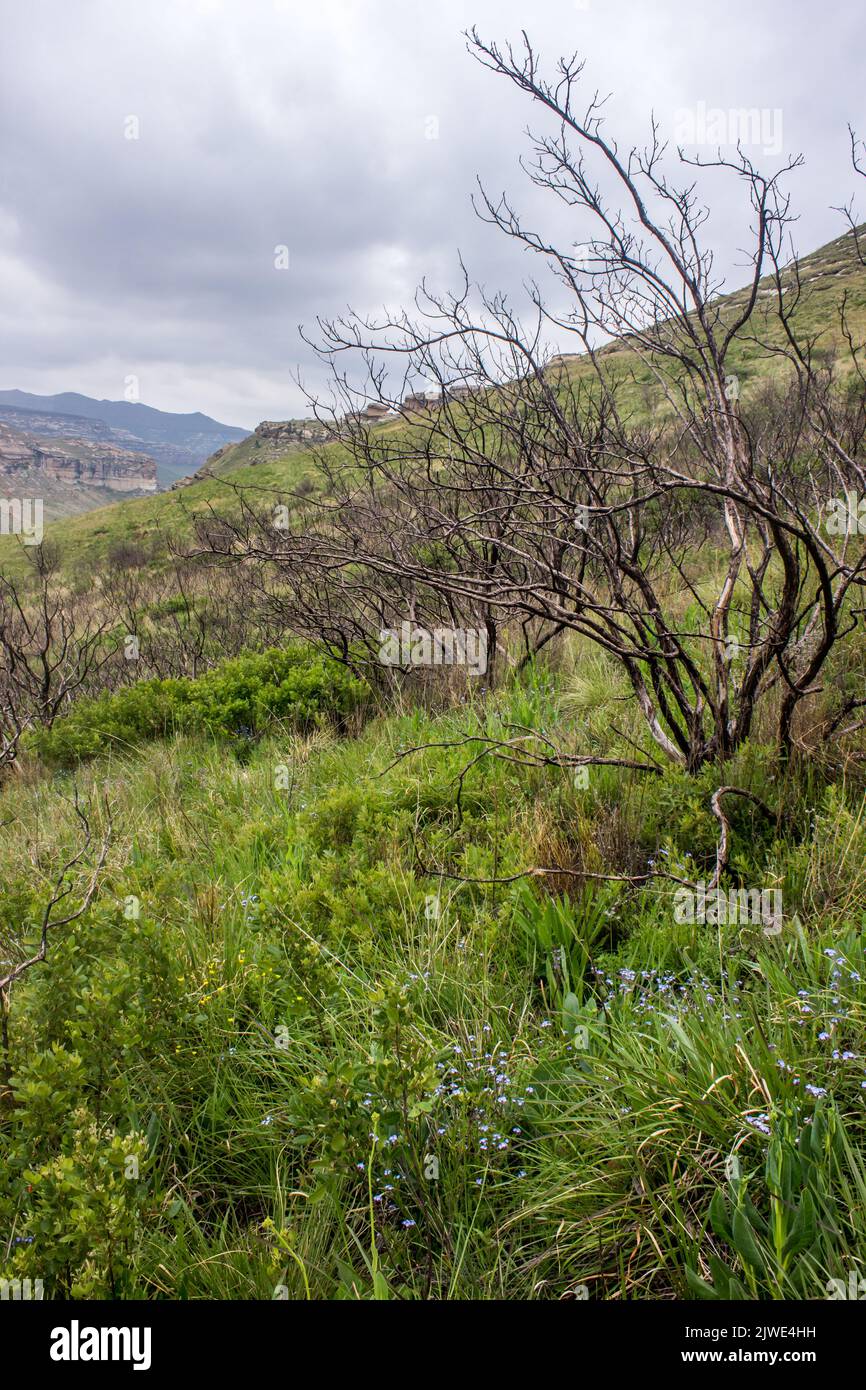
[0,0,863,429]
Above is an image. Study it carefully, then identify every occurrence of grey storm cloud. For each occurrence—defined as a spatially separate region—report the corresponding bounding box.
[0,0,863,427]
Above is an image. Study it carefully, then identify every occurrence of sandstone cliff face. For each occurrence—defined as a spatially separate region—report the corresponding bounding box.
[0,421,158,493]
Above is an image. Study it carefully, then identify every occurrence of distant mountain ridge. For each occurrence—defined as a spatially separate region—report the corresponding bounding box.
[0,403,123,447]
[0,390,247,486]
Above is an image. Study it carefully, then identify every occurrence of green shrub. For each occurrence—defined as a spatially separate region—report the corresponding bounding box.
[30,645,368,768]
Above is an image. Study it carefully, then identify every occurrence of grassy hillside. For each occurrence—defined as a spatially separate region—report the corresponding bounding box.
[3,647,866,1299]
[550,223,866,413]
[0,467,157,525]
[0,448,323,581]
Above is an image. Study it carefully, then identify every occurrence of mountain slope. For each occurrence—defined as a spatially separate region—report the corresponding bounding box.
[2,222,864,577]
[175,417,334,484]
[546,223,866,409]
[0,403,123,446]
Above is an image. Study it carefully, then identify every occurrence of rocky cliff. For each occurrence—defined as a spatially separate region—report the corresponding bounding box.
[0,420,158,496]
[0,403,131,446]
[253,418,332,449]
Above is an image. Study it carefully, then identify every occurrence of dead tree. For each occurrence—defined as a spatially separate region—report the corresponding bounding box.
[288,31,866,770]
[0,546,116,769]
[186,477,510,688]
[188,33,865,773]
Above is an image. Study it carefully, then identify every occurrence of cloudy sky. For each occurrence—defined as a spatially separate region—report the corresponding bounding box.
[0,0,863,429]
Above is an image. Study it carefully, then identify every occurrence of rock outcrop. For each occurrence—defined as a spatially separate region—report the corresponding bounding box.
[0,421,158,493]
[171,416,334,488]
[249,418,334,452]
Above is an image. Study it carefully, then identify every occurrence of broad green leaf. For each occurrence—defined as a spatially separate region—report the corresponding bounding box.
[732,1206,765,1270]
[685,1266,719,1299]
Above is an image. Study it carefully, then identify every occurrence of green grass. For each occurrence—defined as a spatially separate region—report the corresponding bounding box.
[2,654,866,1299]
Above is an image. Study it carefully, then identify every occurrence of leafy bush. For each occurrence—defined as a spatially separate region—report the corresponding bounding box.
[29,645,368,767]
[0,1046,151,1298]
